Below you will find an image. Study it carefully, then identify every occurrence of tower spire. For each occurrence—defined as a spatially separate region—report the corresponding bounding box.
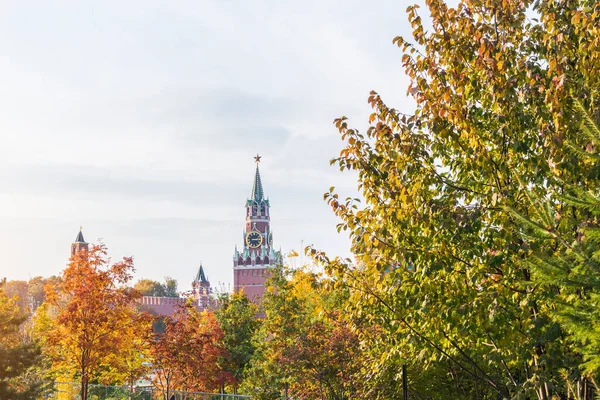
[71,227,89,256]
[195,263,208,283]
[251,154,264,202]
[75,227,86,244]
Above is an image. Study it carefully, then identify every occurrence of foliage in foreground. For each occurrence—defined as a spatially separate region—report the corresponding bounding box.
[243,267,365,400]
[152,300,230,398]
[36,244,151,400]
[0,280,45,399]
[215,291,259,394]
[309,0,600,399]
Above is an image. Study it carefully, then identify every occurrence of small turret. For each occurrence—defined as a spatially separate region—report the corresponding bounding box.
[71,227,89,256]
[192,263,211,307]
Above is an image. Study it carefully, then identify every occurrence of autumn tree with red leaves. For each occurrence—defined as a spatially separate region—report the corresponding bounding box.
[44,244,149,400]
[152,300,230,399]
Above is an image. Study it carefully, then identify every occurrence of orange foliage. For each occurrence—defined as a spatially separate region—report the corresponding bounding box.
[152,300,231,397]
[45,244,148,400]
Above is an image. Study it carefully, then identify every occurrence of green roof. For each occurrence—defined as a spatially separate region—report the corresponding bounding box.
[250,164,264,202]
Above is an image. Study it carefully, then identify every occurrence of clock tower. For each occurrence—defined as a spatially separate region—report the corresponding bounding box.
[233,155,281,301]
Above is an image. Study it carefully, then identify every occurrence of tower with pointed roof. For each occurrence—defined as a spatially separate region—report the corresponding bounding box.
[71,227,89,255]
[233,155,281,301]
[192,263,211,308]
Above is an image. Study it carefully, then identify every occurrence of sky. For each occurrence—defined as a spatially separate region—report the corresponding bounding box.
[0,0,417,292]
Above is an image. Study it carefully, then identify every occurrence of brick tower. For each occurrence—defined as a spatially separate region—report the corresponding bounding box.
[233,155,281,301]
[192,263,211,309]
[71,227,89,255]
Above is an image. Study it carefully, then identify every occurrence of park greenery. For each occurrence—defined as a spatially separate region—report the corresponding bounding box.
[1,0,600,398]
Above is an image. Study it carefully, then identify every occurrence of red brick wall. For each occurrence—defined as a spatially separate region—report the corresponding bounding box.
[138,296,208,316]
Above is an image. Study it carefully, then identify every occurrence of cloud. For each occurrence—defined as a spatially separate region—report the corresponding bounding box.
[0,0,418,288]
[146,87,295,151]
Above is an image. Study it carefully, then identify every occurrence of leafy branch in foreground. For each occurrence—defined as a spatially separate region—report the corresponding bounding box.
[312,0,600,398]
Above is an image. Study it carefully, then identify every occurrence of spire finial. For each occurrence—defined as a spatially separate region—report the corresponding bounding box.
[250,156,264,202]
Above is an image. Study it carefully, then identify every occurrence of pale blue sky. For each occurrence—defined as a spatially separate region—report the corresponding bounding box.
[0,1,416,291]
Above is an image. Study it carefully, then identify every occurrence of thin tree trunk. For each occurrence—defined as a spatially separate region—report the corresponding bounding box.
[81,363,88,400]
[129,377,134,400]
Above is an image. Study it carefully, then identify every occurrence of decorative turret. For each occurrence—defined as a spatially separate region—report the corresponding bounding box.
[192,263,211,307]
[71,227,89,256]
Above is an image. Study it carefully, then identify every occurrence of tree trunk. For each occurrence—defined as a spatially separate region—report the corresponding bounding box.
[81,364,88,400]
[129,377,134,400]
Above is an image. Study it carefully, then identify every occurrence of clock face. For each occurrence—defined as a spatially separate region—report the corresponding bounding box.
[246,231,263,248]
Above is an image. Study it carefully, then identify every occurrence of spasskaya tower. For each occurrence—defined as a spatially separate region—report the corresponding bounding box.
[233,155,281,301]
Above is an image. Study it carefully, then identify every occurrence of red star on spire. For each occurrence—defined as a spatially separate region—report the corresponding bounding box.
[254,154,262,163]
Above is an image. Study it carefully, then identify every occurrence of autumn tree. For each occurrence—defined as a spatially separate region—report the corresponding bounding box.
[312,0,600,398]
[0,280,44,399]
[2,280,28,312]
[243,267,363,400]
[163,277,178,297]
[43,244,147,400]
[1,277,62,321]
[134,277,178,297]
[94,311,154,392]
[28,276,60,313]
[214,291,259,393]
[152,300,229,399]
[134,279,167,297]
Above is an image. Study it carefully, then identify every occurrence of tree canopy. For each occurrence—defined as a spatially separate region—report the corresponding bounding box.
[134,277,179,298]
[40,244,150,400]
[0,280,44,399]
[152,301,229,398]
[214,291,259,393]
[309,0,600,398]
